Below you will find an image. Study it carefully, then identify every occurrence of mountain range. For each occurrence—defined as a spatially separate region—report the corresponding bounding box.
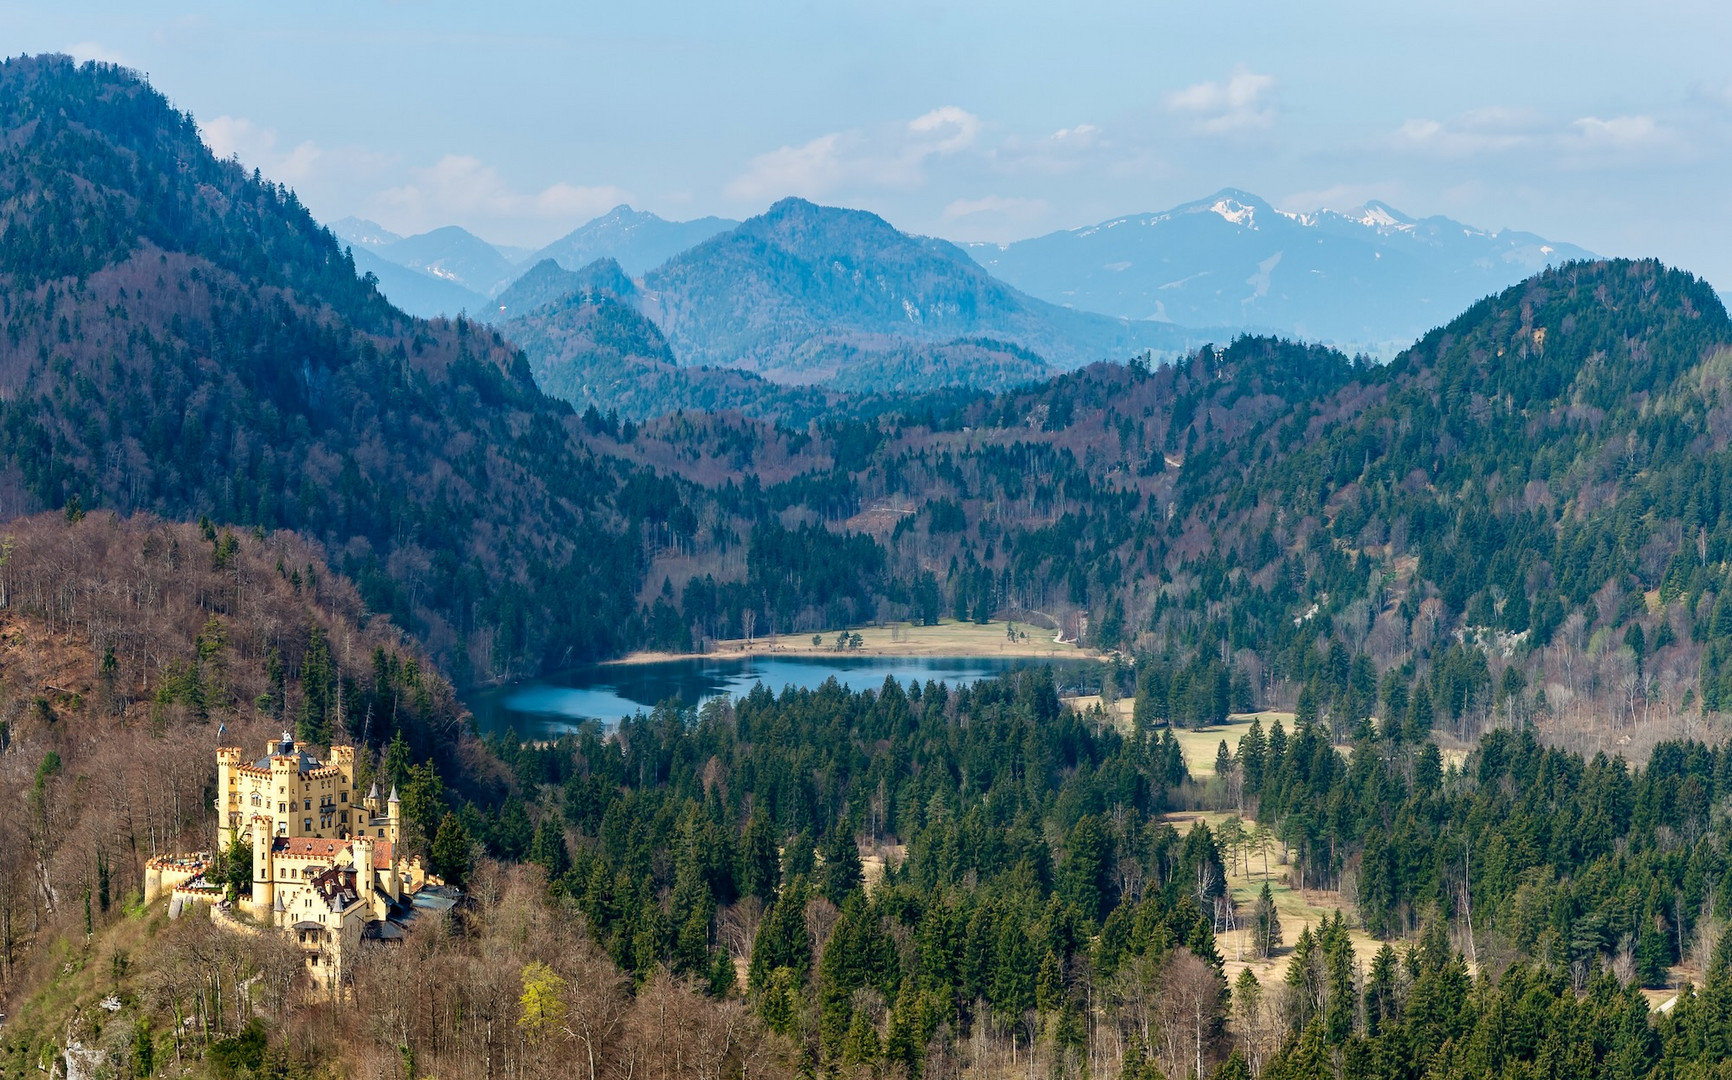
[336,188,1593,399]
[966,188,1595,352]
[490,200,1209,414]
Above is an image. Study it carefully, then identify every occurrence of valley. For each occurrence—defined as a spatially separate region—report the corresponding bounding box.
[2,47,1732,1080]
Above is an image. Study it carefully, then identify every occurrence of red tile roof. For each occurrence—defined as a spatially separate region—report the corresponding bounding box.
[269,836,394,869]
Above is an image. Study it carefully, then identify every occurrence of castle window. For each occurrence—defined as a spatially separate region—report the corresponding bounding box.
[305,819,313,830]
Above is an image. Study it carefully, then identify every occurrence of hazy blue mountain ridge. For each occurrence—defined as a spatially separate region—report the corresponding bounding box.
[349,244,487,319]
[638,197,1213,379]
[369,224,521,295]
[967,188,1595,354]
[531,204,739,275]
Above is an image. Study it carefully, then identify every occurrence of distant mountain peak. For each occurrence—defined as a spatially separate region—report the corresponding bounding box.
[330,216,401,249]
[531,206,737,276]
[639,195,1207,379]
[1349,200,1415,230]
[1207,196,1260,228]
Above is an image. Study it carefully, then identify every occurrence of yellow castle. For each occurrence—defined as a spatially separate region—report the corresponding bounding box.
[216,731,396,850]
[147,733,446,989]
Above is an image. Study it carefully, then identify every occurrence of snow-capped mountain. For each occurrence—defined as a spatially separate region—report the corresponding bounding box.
[966,189,1596,353]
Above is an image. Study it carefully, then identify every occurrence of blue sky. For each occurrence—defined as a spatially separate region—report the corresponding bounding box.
[9,1,1732,286]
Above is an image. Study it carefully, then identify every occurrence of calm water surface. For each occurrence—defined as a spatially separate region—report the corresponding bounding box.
[469,654,1084,738]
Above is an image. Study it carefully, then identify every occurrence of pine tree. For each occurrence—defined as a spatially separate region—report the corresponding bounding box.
[430,812,472,885]
[527,818,570,881]
[748,879,812,996]
[818,825,863,905]
[738,813,781,901]
[296,624,335,744]
[1253,882,1283,959]
[1404,681,1435,742]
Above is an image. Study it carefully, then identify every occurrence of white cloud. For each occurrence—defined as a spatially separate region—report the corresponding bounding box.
[1391,106,1540,157]
[990,123,1108,176]
[375,155,628,232]
[907,106,980,154]
[1391,106,1672,165]
[1566,115,1661,149]
[66,41,131,67]
[726,134,851,200]
[727,106,982,201]
[201,115,324,183]
[942,195,1050,221]
[1165,67,1276,133]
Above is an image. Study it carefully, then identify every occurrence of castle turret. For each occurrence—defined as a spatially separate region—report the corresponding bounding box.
[330,744,355,775]
[387,785,401,844]
[249,815,274,919]
[215,746,244,852]
[353,835,375,913]
[270,732,300,838]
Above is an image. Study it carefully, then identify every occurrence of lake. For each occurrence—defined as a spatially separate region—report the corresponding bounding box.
[468,653,1095,738]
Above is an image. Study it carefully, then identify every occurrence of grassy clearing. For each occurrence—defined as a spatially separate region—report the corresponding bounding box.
[618,618,1096,664]
[1059,709,1294,777]
[1173,718,1262,777]
[1162,810,1389,988]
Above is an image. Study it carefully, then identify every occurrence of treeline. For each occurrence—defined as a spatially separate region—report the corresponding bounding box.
[610,261,1732,760]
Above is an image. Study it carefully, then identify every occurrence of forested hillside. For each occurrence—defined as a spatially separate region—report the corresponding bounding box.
[0,511,466,979]
[0,55,678,681]
[615,259,1732,757]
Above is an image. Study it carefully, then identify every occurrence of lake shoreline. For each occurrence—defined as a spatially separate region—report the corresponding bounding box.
[607,618,1099,667]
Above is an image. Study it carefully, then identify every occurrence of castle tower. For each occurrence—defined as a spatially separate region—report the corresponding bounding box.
[330,745,357,836]
[270,732,300,838]
[215,746,244,852]
[353,835,375,912]
[387,785,401,844]
[249,814,274,920]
